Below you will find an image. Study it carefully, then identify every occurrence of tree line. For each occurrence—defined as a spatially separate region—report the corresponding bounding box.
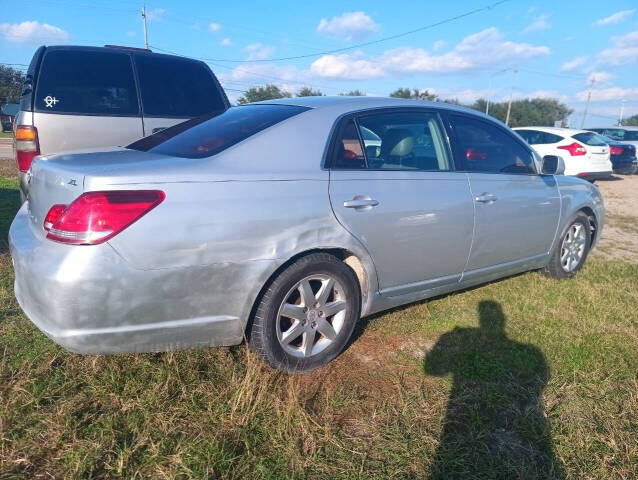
[1,65,636,127]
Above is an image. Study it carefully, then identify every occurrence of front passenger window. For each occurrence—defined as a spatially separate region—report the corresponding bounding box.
[451,115,536,174]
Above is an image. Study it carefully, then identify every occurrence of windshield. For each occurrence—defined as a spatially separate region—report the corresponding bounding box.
[128,104,309,158]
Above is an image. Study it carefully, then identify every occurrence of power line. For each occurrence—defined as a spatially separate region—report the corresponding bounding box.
[149,0,514,63]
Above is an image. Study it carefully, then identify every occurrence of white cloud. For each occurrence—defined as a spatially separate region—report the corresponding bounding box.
[576,86,638,102]
[559,56,587,72]
[243,43,275,61]
[147,8,165,21]
[598,30,638,65]
[317,11,378,41]
[0,21,69,43]
[209,22,221,32]
[311,28,550,79]
[596,10,635,26]
[432,40,447,51]
[523,14,550,33]
[220,38,232,47]
[588,71,613,85]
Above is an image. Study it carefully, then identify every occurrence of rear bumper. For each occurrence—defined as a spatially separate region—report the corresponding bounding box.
[611,159,637,175]
[9,204,272,354]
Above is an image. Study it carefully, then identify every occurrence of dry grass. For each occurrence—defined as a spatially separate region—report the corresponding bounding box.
[1,175,637,479]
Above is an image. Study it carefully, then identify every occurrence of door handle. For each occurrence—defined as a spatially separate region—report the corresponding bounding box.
[475,193,497,204]
[343,196,379,210]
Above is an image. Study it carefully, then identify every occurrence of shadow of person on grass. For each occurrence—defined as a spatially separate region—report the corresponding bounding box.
[424,301,564,480]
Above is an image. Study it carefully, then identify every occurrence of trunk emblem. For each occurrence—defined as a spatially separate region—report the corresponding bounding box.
[68,179,78,186]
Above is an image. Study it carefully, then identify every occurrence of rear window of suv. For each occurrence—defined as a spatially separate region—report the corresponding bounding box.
[127,104,309,158]
[35,50,139,116]
[134,55,227,117]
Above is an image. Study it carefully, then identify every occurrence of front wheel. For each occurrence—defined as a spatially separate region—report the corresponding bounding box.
[248,253,361,373]
[542,213,591,279]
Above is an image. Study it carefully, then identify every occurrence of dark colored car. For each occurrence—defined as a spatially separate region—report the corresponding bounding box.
[597,134,637,174]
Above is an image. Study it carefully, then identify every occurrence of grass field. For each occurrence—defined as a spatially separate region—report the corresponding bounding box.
[0,173,637,479]
[0,132,13,138]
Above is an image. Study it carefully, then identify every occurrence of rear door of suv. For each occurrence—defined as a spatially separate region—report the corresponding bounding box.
[133,54,228,135]
[33,48,144,153]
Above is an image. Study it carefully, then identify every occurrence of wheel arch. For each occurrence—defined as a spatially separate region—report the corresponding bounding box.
[578,206,598,247]
[244,247,374,338]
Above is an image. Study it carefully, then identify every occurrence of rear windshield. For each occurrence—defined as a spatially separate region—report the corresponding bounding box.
[127,104,309,158]
[573,132,608,146]
[35,50,139,115]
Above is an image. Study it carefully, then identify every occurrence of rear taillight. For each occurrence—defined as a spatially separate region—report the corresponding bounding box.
[15,125,40,172]
[557,142,586,156]
[610,145,623,156]
[44,190,165,245]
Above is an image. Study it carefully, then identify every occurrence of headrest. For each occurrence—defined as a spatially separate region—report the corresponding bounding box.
[381,128,414,157]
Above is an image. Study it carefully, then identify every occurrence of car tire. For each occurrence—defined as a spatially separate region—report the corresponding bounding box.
[542,212,591,279]
[248,253,361,373]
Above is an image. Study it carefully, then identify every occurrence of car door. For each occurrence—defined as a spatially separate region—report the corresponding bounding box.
[32,48,144,154]
[134,54,228,136]
[446,113,561,278]
[328,109,474,296]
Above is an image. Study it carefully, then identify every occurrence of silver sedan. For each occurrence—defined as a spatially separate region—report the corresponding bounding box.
[9,97,605,372]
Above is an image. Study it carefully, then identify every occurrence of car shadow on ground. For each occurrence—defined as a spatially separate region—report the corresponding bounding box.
[0,187,21,254]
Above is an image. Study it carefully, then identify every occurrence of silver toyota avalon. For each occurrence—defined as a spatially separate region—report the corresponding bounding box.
[9,97,605,373]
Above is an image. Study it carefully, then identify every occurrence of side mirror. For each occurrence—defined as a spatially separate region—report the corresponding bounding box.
[542,155,565,175]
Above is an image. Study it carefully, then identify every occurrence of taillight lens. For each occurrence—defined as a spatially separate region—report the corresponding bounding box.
[610,145,623,156]
[557,142,586,156]
[15,126,40,172]
[44,190,165,245]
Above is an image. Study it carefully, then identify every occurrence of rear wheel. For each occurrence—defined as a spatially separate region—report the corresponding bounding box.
[542,213,591,279]
[248,253,361,373]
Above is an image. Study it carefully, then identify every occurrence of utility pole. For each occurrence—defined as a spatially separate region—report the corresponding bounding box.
[486,68,508,116]
[142,5,149,49]
[504,69,517,126]
[580,78,595,129]
[619,99,626,126]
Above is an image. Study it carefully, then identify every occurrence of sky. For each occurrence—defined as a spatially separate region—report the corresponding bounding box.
[1,0,638,127]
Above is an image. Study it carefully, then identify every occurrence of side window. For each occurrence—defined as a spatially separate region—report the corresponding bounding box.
[451,115,536,174]
[35,50,139,115]
[516,129,543,145]
[332,119,366,169]
[357,111,451,171]
[135,55,227,117]
[544,132,564,144]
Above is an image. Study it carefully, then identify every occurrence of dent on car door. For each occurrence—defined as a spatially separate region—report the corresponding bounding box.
[328,110,474,296]
[135,55,228,136]
[447,114,561,276]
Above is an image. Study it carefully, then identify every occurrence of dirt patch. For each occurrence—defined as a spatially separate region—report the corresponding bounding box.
[0,157,17,179]
[593,175,638,263]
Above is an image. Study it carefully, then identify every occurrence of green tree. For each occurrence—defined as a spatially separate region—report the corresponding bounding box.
[0,65,25,104]
[237,84,291,104]
[467,98,573,127]
[339,90,366,96]
[296,87,323,97]
[622,114,638,126]
[389,87,438,101]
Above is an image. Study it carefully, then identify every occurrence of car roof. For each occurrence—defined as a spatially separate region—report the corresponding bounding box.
[251,95,493,119]
[513,126,592,135]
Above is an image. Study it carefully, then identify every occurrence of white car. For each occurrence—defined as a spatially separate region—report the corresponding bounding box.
[514,127,613,181]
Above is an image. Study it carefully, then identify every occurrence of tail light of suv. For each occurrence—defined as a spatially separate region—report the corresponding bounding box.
[15,125,40,172]
[43,190,165,245]
[557,142,586,157]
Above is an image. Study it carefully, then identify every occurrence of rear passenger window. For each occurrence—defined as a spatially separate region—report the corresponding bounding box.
[330,111,452,171]
[451,115,535,174]
[35,50,139,115]
[135,55,226,117]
